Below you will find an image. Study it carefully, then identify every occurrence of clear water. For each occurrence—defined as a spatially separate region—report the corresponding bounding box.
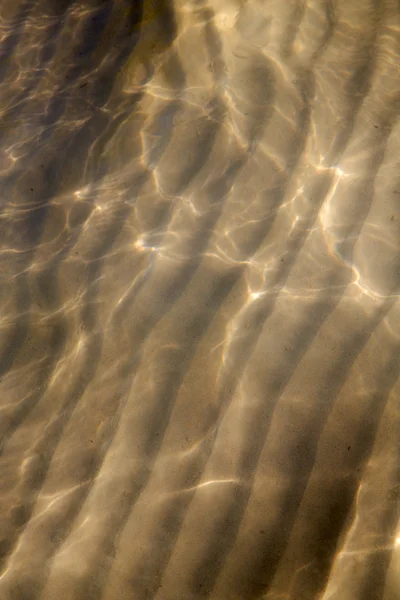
[0,1,399,599]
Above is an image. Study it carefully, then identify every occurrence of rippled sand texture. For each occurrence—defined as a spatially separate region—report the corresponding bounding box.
[0,1,399,599]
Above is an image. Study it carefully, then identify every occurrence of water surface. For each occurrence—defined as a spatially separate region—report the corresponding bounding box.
[0,1,399,599]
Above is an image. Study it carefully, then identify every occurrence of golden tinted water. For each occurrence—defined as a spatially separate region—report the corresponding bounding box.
[0,1,399,599]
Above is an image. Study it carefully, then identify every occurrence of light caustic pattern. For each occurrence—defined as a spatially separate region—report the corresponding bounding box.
[0,1,399,599]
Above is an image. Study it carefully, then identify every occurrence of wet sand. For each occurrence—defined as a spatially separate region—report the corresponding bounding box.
[0,1,399,599]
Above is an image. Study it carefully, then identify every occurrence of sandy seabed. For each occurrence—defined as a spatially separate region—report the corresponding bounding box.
[0,1,399,599]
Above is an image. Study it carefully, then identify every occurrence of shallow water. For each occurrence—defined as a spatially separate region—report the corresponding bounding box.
[0,1,399,599]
